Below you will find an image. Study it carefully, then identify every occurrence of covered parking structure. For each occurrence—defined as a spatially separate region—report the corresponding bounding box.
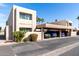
[36,23,73,39]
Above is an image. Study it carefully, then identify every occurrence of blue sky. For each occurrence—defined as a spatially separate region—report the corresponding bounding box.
[0,3,79,28]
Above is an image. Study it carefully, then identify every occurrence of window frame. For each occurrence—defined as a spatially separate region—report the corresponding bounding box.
[19,12,32,20]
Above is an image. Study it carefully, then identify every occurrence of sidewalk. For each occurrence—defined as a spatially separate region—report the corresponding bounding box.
[0,40,17,46]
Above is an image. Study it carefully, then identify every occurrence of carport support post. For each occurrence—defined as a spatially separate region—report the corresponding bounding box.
[59,30,61,37]
[41,28,44,40]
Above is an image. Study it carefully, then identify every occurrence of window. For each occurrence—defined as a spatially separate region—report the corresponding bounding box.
[69,23,72,26]
[19,28,32,32]
[19,12,32,20]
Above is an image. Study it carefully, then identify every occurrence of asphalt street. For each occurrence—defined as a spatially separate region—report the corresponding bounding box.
[0,45,15,56]
[60,45,79,56]
[0,36,79,56]
[13,36,79,56]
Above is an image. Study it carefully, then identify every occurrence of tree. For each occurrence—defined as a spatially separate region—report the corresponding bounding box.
[0,27,1,32]
[36,17,44,24]
[55,19,58,22]
[76,16,79,27]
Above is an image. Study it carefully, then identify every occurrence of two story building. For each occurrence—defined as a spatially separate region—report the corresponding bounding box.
[5,5,36,40]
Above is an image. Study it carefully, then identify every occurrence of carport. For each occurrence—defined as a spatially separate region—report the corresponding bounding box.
[36,23,72,39]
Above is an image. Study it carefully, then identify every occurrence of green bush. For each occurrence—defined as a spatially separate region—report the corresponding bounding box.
[13,31,25,42]
[30,33,38,42]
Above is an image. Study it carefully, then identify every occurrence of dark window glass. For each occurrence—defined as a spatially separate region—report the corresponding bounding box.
[20,12,32,20]
[69,23,72,26]
[19,28,32,32]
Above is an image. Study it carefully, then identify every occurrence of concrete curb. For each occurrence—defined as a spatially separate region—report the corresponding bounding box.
[38,36,79,42]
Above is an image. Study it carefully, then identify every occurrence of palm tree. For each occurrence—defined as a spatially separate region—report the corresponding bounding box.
[76,16,79,27]
[36,17,44,24]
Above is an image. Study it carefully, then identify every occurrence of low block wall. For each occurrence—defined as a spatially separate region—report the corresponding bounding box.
[71,31,77,36]
[23,32,42,41]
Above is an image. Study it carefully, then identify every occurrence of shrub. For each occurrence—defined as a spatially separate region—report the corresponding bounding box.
[30,33,38,42]
[13,31,25,42]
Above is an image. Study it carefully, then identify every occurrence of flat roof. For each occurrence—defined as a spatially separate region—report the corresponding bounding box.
[13,5,36,13]
[36,23,73,30]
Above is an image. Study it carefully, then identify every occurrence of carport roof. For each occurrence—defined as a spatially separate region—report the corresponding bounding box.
[36,23,73,30]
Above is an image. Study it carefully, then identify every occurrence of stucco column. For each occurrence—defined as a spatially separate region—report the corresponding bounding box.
[41,28,44,40]
[69,29,71,36]
[6,25,9,41]
[67,29,70,36]
[59,30,61,37]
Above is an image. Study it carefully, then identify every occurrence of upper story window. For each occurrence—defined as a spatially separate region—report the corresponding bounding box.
[69,23,72,26]
[19,12,32,20]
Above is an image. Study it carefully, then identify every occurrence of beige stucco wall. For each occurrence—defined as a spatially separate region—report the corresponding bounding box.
[46,24,72,29]
[6,8,13,40]
[71,31,77,36]
[23,32,42,41]
[6,5,36,40]
[13,5,36,32]
[52,20,72,26]
[5,25,9,41]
